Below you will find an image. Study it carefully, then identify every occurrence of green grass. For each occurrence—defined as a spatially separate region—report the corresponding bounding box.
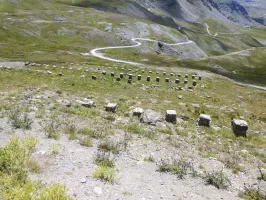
[0,137,72,199]
[93,165,116,183]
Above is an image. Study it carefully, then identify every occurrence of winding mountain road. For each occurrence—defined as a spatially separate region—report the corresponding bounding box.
[205,23,218,37]
[88,26,266,91]
[90,38,193,66]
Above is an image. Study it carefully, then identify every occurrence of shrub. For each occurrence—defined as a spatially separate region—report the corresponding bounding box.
[78,127,93,135]
[65,124,77,140]
[42,119,62,140]
[79,136,93,147]
[239,185,266,200]
[0,137,38,182]
[37,184,73,200]
[205,169,229,189]
[49,144,63,155]
[93,166,116,183]
[94,151,115,168]
[144,155,155,163]
[158,159,196,179]
[8,110,33,130]
[0,138,72,199]
[98,141,120,154]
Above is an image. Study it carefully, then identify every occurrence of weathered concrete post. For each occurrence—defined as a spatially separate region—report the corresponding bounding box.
[106,103,117,113]
[120,73,124,78]
[146,76,150,82]
[193,80,197,86]
[166,78,170,82]
[92,75,97,80]
[231,120,248,137]
[111,72,115,77]
[156,77,160,82]
[165,110,177,124]
[175,79,180,83]
[128,74,133,79]
[184,79,188,84]
[138,75,142,80]
[163,72,167,75]
[102,71,106,75]
[198,114,211,127]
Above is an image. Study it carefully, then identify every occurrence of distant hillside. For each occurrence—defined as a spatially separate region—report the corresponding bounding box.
[235,0,266,25]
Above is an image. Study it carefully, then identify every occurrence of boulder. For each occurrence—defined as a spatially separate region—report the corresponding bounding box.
[231,120,248,137]
[198,114,211,126]
[133,107,144,117]
[165,110,177,124]
[106,103,117,113]
[76,100,96,108]
[140,109,163,125]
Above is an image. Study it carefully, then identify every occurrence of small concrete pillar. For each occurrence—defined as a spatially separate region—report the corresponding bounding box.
[121,68,124,71]
[188,86,193,90]
[185,74,188,78]
[111,72,115,77]
[138,75,142,80]
[128,69,131,71]
[177,74,181,77]
[128,74,133,79]
[199,76,202,80]
[156,77,160,82]
[120,73,124,78]
[175,79,180,83]
[231,120,248,137]
[165,78,170,82]
[102,71,106,75]
[92,75,97,80]
[193,80,197,86]
[184,79,188,84]
[142,70,145,73]
[106,103,117,113]
[163,72,167,75]
[149,71,152,74]
[198,114,211,127]
[170,73,174,76]
[146,76,150,82]
[166,110,177,124]
[116,77,121,81]
[128,79,132,84]
[133,107,144,117]
[156,72,159,75]
[192,75,196,79]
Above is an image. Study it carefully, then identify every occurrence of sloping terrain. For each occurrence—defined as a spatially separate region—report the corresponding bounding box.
[0,0,266,200]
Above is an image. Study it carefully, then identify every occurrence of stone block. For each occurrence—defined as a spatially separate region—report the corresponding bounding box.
[231,120,248,137]
[105,103,117,113]
[198,114,211,127]
[165,110,177,123]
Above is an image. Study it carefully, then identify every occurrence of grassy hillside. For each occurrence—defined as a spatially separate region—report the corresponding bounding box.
[0,0,266,86]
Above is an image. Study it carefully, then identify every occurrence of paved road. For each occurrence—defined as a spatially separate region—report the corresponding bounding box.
[90,38,193,66]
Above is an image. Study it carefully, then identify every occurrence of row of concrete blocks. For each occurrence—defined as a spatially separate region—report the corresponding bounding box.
[92,75,197,86]
[197,114,249,137]
[113,69,202,79]
[76,100,248,137]
[100,71,202,80]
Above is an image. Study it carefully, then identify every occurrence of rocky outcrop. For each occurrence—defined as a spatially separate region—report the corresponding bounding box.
[140,109,164,125]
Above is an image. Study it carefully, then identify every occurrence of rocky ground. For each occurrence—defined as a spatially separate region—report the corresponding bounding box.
[0,62,266,199]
